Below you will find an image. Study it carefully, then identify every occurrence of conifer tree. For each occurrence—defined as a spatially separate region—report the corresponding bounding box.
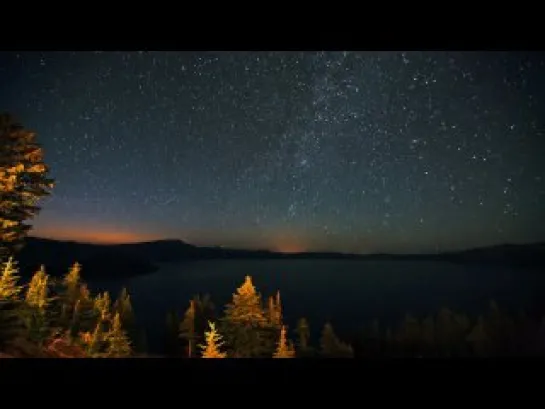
[179,299,196,358]
[273,325,295,358]
[0,257,24,345]
[23,265,51,344]
[320,322,354,358]
[200,321,227,358]
[221,275,270,357]
[113,287,137,348]
[85,321,104,357]
[0,257,22,300]
[105,312,132,357]
[295,317,313,357]
[94,291,111,323]
[0,113,54,260]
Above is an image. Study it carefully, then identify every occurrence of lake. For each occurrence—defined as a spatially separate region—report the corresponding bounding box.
[88,259,545,353]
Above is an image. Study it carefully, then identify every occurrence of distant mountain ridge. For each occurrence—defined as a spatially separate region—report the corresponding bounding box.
[13,236,545,280]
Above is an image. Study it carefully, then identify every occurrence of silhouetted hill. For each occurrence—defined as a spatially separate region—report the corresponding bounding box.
[14,237,545,279]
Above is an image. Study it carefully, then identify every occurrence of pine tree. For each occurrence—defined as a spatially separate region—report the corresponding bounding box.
[58,262,82,327]
[179,299,196,358]
[105,312,132,357]
[320,322,354,358]
[25,265,49,310]
[23,265,51,344]
[94,291,111,323]
[0,257,22,300]
[221,275,270,357]
[295,317,313,357]
[0,257,25,345]
[113,287,137,348]
[273,325,295,358]
[0,113,54,260]
[86,321,104,357]
[200,321,227,358]
[224,275,267,325]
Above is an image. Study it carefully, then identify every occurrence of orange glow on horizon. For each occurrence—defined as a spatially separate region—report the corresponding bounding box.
[32,226,163,244]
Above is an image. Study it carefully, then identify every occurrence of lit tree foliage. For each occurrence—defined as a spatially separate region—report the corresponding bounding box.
[23,266,51,344]
[320,322,354,358]
[179,299,196,358]
[0,257,22,300]
[25,265,49,310]
[113,287,139,349]
[94,292,111,323]
[221,275,271,357]
[105,312,132,357]
[0,258,25,345]
[273,325,295,358]
[0,113,54,260]
[200,321,226,358]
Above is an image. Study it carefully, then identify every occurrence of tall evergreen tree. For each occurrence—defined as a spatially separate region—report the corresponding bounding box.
[105,312,132,357]
[179,299,197,358]
[221,275,270,357]
[0,257,24,345]
[0,257,22,300]
[23,265,51,344]
[295,317,313,357]
[0,113,54,261]
[467,315,491,357]
[273,325,295,358]
[200,321,227,358]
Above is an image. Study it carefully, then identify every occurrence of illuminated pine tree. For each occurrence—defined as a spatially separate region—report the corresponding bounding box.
[224,275,267,325]
[104,312,132,357]
[113,287,138,349]
[58,262,82,326]
[25,265,49,310]
[94,291,111,323]
[78,321,104,357]
[200,321,227,358]
[320,322,354,358]
[266,291,283,327]
[179,299,197,358]
[273,325,295,358]
[0,257,22,300]
[23,265,51,344]
[222,275,270,357]
[0,257,25,345]
[0,113,54,261]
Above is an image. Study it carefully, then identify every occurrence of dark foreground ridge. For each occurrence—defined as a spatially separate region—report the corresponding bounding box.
[16,237,545,279]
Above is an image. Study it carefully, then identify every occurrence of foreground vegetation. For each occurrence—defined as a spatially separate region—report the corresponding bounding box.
[2,255,545,358]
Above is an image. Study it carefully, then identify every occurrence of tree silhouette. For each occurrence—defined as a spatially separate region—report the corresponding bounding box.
[0,113,54,260]
[295,317,313,357]
[179,299,197,358]
[320,322,354,358]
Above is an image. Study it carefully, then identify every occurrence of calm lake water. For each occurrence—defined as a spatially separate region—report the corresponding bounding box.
[88,259,545,353]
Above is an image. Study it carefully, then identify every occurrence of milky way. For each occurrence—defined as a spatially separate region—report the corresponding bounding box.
[1,51,544,253]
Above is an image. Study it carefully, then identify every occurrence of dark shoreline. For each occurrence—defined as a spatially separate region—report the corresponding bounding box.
[12,237,545,280]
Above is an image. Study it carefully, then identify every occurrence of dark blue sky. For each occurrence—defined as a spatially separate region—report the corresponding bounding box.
[1,51,544,253]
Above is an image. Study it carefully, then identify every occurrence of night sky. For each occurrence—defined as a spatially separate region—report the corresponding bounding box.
[1,51,544,254]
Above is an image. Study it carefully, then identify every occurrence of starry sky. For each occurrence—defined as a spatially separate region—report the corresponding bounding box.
[1,51,544,254]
